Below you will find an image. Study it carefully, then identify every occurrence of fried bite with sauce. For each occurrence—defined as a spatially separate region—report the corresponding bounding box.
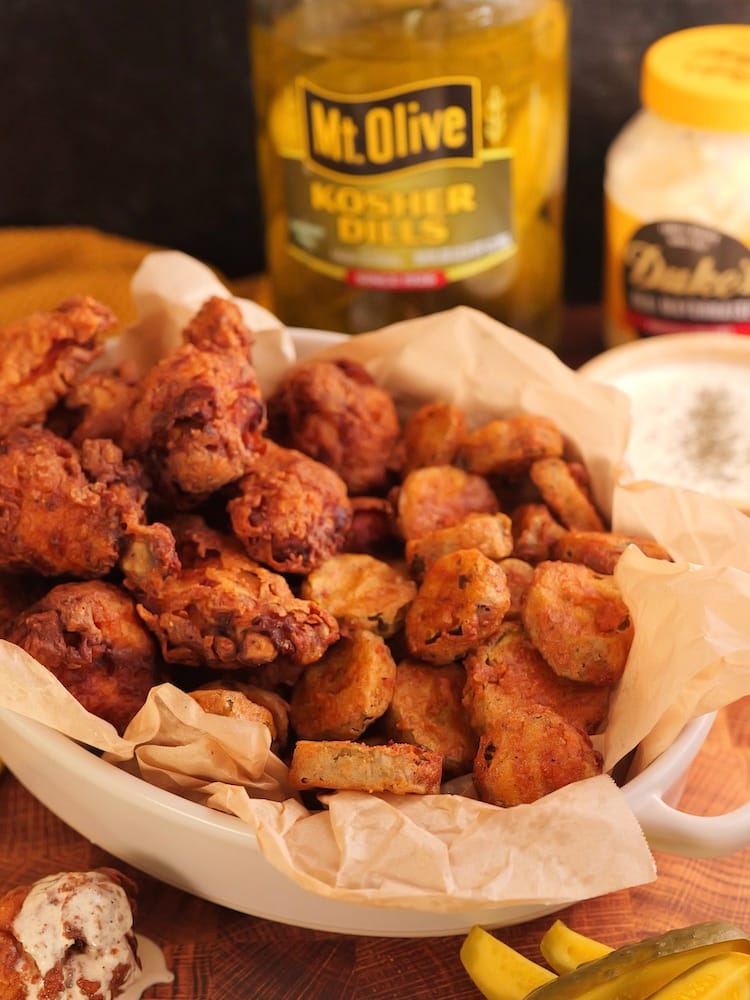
[290,630,396,740]
[0,296,115,437]
[288,739,443,795]
[121,296,266,507]
[405,511,513,580]
[6,581,161,734]
[551,529,672,575]
[0,868,140,1000]
[400,400,467,472]
[301,552,417,638]
[0,428,150,578]
[405,549,510,664]
[522,560,634,686]
[472,699,603,807]
[393,465,499,541]
[227,440,352,574]
[459,414,564,478]
[121,515,339,670]
[529,457,605,531]
[267,357,400,495]
[463,622,611,736]
[381,660,477,778]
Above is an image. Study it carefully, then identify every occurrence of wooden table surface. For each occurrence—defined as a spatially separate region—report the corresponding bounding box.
[0,298,748,999]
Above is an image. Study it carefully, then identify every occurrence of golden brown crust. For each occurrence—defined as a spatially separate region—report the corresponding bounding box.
[472,700,603,806]
[290,631,396,740]
[393,465,499,541]
[521,560,634,686]
[342,496,398,556]
[510,502,566,563]
[459,414,564,478]
[190,688,277,739]
[288,739,443,795]
[400,401,467,472]
[405,511,513,580]
[405,548,511,664]
[551,529,672,574]
[497,557,534,620]
[529,457,605,531]
[228,440,352,574]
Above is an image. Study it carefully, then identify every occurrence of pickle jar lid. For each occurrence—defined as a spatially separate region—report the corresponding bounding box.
[641,24,750,133]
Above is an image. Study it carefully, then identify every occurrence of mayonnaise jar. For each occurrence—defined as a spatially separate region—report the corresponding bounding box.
[603,24,750,347]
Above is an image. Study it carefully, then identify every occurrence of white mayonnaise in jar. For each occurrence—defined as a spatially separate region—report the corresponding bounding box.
[603,24,750,347]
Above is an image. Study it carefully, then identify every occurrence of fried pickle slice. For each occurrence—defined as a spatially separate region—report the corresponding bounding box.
[400,400,467,472]
[288,739,443,794]
[463,622,611,735]
[551,529,672,575]
[393,465,499,541]
[459,414,564,478]
[529,457,605,531]
[497,557,534,620]
[227,440,352,574]
[189,688,277,740]
[301,552,416,638]
[290,630,396,740]
[510,502,566,563]
[521,560,634,686]
[406,511,513,580]
[473,699,603,806]
[381,660,477,778]
[405,548,510,664]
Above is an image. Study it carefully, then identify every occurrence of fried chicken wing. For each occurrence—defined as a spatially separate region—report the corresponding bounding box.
[49,359,140,448]
[121,296,266,507]
[463,622,611,736]
[0,428,149,577]
[228,440,352,574]
[472,699,603,807]
[6,580,161,733]
[267,357,400,495]
[0,296,115,436]
[521,560,634,686]
[290,630,396,740]
[121,515,339,669]
[405,548,510,664]
[288,739,443,795]
[0,868,140,1000]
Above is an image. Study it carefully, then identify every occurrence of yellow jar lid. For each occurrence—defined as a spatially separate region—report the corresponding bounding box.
[641,24,750,133]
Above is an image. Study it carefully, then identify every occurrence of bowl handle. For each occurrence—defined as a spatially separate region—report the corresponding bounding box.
[635,795,750,859]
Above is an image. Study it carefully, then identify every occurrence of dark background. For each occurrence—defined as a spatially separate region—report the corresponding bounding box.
[0,0,747,304]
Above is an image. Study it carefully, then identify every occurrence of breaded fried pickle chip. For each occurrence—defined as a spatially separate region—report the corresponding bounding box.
[405,549,510,664]
[406,511,513,580]
[289,740,442,795]
[290,630,396,740]
[460,414,563,478]
[552,529,672,575]
[401,400,467,472]
[522,560,634,686]
[394,465,498,541]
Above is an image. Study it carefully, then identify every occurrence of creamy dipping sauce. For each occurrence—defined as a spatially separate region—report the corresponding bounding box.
[616,358,750,504]
[11,871,139,1000]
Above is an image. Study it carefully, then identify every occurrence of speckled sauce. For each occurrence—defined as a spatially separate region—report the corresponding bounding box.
[11,871,139,1000]
[616,357,750,503]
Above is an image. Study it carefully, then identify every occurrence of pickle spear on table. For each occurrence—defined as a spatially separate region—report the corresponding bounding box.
[539,919,613,974]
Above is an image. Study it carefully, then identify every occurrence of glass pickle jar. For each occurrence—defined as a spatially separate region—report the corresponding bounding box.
[604,24,750,347]
[249,0,569,346]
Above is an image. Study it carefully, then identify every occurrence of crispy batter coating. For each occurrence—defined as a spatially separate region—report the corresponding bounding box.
[498,557,534,620]
[190,687,277,739]
[510,502,566,563]
[288,739,442,794]
[459,414,564,478]
[121,515,339,669]
[393,465,499,541]
[552,529,672,575]
[400,400,467,472]
[267,357,400,495]
[51,359,140,447]
[529,457,605,531]
[301,553,417,638]
[406,512,513,580]
[405,549,511,664]
[0,296,114,437]
[463,622,611,735]
[290,630,396,740]
[121,296,266,507]
[6,581,161,733]
[473,699,603,806]
[227,440,352,574]
[196,678,290,750]
[0,428,149,577]
[381,660,477,778]
[522,560,634,686]
[343,496,398,556]
[0,868,139,1000]
[0,573,47,638]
